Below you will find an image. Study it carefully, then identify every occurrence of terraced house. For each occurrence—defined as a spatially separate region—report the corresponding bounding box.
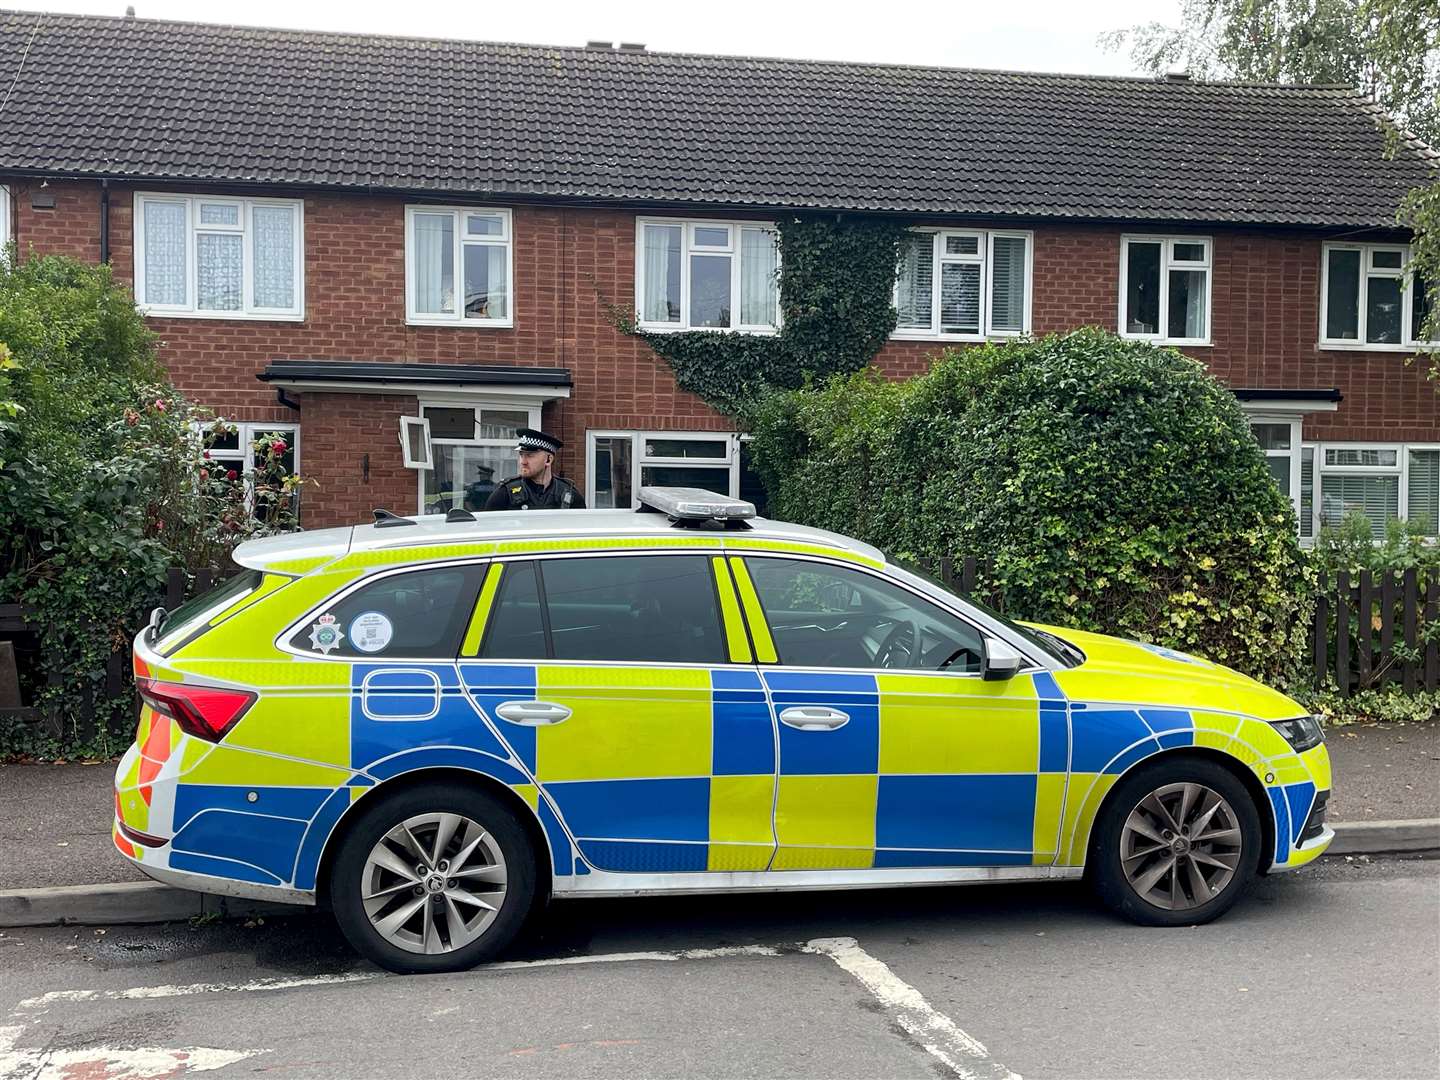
[1,9,1437,536]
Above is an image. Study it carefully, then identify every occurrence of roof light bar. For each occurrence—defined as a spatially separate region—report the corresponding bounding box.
[638,487,756,521]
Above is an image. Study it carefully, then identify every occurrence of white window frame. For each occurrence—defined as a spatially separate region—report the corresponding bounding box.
[1302,441,1440,539]
[1118,235,1212,346]
[891,228,1034,342]
[1319,242,1437,351]
[398,415,433,469]
[586,430,743,508]
[0,183,10,258]
[415,400,541,514]
[634,217,781,334]
[133,193,305,320]
[404,205,515,328]
[197,420,301,515]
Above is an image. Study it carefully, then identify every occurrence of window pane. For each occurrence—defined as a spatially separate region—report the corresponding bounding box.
[1407,450,1440,534]
[143,201,187,306]
[423,407,475,440]
[464,242,507,320]
[641,224,681,323]
[1371,249,1404,269]
[1266,456,1291,496]
[1125,242,1161,335]
[199,203,239,226]
[644,438,728,459]
[477,409,527,440]
[1251,423,1291,450]
[1319,474,1399,538]
[740,226,779,326]
[693,225,731,248]
[1325,447,1398,467]
[689,253,732,327]
[541,555,725,664]
[1171,241,1206,263]
[1413,276,1435,343]
[939,262,980,334]
[465,213,504,237]
[745,557,984,671]
[298,565,483,658]
[424,443,509,513]
[1300,447,1315,539]
[990,235,1027,332]
[639,464,731,492]
[944,234,979,256]
[413,213,454,314]
[252,204,296,309]
[1167,268,1207,339]
[1366,275,1403,343]
[479,561,546,660]
[196,232,242,311]
[592,435,634,509]
[895,234,934,330]
[1325,249,1361,340]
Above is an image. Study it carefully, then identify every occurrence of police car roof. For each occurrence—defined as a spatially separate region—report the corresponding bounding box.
[232,508,886,571]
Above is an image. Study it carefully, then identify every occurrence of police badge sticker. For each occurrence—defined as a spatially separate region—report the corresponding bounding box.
[309,613,344,654]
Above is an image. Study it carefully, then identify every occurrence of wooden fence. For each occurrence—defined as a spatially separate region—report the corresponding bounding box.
[1312,569,1439,696]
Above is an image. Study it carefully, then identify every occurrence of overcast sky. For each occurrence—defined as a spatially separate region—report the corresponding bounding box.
[8,1,1182,76]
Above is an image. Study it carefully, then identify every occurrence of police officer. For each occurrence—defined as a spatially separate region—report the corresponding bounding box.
[483,428,586,511]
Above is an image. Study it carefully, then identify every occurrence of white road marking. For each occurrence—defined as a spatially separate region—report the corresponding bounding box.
[5,938,1010,1078]
[806,936,1021,1080]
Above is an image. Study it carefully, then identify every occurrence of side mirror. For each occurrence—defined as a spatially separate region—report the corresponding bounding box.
[982,638,1023,681]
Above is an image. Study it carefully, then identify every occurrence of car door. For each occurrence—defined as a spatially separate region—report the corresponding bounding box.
[458,552,778,875]
[730,554,1067,871]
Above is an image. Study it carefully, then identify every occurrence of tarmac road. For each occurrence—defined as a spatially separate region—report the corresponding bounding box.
[1,856,1435,1079]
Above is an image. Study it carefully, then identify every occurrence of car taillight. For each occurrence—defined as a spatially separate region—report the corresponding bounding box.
[136,677,256,743]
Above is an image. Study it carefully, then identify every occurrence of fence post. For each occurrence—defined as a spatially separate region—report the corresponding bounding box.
[165,567,185,610]
[1380,570,1397,686]
[1356,569,1373,689]
[960,557,977,595]
[195,568,214,597]
[1336,570,1351,698]
[1401,568,1418,693]
[1312,575,1328,690]
[1427,578,1439,692]
[938,556,954,592]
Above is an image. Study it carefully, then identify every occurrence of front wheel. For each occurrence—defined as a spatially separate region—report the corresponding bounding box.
[330,784,538,973]
[1090,759,1262,927]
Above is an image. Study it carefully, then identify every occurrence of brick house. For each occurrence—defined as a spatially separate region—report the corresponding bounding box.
[1,10,1437,538]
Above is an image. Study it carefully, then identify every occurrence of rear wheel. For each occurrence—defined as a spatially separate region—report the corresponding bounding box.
[1090,758,1261,927]
[330,784,537,973]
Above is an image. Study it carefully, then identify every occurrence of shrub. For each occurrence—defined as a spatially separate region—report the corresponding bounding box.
[748,327,1312,684]
[0,254,303,758]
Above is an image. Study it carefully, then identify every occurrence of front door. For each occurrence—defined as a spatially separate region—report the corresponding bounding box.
[459,552,778,874]
[731,555,1067,871]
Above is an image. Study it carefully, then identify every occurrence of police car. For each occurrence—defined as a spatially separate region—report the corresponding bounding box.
[116,489,1332,973]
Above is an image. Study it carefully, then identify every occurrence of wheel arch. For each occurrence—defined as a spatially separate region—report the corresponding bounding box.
[314,767,555,907]
[1082,747,1277,873]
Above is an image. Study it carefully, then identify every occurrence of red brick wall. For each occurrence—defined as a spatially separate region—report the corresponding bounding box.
[8,176,1437,527]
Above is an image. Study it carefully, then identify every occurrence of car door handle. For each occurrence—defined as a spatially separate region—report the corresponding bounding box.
[494,701,572,726]
[779,706,850,731]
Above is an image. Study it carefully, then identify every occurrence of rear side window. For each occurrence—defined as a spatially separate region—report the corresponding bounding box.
[291,564,484,659]
[156,569,264,656]
[478,555,726,664]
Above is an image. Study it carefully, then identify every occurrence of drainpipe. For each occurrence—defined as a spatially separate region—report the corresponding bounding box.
[99,179,110,263]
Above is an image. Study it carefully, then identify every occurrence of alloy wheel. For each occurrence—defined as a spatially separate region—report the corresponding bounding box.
[1119,782,1243,910]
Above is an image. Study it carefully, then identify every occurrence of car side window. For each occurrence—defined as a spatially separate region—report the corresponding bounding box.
[535,554,726,664]
[744,557,985,672]
[478,561,547,660]
[291,564,484,659]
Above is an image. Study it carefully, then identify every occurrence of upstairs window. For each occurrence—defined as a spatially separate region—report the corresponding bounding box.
[406,206,513,326]
[1120,236,1211,344]
[636,218,779,332]
[1321,243,1438,348]
[134,194,304,319]
[894,230,1031,339]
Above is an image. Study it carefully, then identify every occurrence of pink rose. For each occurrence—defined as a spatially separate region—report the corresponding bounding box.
[226,469,238,481]
[271,439,287,454]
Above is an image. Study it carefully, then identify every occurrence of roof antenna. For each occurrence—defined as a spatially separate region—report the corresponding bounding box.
[372,508,418,528]
[125,6,136,16]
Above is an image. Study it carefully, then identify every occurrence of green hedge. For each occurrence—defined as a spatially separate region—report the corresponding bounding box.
[748,328,1313,684]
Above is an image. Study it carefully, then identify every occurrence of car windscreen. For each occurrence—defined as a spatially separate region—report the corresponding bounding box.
[155,567,263,655]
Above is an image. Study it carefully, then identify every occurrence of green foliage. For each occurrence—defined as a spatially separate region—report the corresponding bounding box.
[0,254,305,759]
[748,328,1313,684]
[1295,683,1440,725]
[617,215,906,416]
[1312,511,1440,574]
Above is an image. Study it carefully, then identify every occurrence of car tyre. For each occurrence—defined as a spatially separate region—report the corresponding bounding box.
[1090,758,1262,927]
[330,783,538,974]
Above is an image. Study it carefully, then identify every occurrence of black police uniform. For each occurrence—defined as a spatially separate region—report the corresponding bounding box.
[483,427,586,511]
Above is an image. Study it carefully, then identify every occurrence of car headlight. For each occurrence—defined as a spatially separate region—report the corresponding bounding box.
[1270,714,1325,753]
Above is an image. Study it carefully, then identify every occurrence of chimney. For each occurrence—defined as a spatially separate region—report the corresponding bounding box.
[585,40,612,50]
[1164,70,1192,82]
[617,42,646,52]
[125,5,135,16]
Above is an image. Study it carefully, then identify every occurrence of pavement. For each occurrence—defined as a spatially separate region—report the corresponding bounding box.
[0,857,1435,1079]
